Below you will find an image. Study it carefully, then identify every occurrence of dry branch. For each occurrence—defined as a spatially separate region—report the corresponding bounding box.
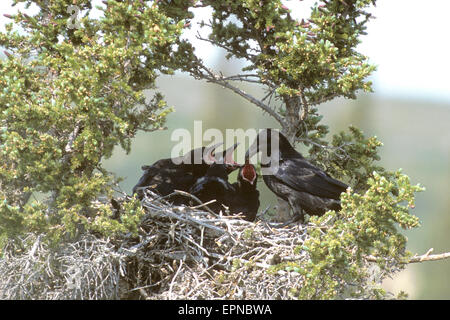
[192,62,287,127]
[366,248,450,264]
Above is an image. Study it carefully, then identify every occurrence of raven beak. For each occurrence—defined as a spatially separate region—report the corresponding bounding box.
[241,163,257,185]
[247,177,257,185]
[245,138,258,161]
[203,142,224,164]
[212,143,240,172]
[223,142,240,165]
[242,175,256,185]
[224,142,241,172]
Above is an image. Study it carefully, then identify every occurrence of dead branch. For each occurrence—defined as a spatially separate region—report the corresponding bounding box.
[366,248,450,264]
[192,62,287,127]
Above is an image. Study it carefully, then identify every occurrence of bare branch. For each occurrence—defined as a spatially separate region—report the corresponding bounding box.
[172,189,220,218]
[220,74,262,84]
[408,249,450,263]
[366,248,450,264]
[194,64,286,126]
[262,87,277,102]
[196,33,257,59]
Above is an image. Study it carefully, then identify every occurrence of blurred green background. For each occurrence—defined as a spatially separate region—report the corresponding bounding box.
[103,71,450,299]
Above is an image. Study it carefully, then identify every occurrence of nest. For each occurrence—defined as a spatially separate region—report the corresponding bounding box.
[0,233,124,299]
[0,191,323,299]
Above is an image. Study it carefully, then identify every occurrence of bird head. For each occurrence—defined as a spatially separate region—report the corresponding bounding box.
[178,142,240,174]
[181,142,224,165]
[245,128,279,165]
[245,128,298,166]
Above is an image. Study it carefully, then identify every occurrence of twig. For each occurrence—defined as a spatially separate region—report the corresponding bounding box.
[168,260,183,299]
[196,33,256,59]
[189,199,217,210]
[139,288,151,300]
[172,190,219,218]
[409,250,450,263]
[366,249,450,264]
[194,63,287,127]
[220,74,263,84]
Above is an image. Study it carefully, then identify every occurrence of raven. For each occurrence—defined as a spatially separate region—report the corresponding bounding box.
[245,128,348,223]
[132,143,239,204]
[189,163,236,213]
[190,162,260,221]
[224,162,260,221]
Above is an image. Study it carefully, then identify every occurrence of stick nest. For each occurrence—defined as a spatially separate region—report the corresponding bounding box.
[0,191,312,300]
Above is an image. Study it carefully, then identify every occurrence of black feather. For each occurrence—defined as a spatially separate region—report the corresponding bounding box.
[247,129,348,223]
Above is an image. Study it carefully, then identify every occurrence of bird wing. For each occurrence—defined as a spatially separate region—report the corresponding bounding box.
[189,177,208,195]
[273,159,348,200]
[132,165,161,194]
[190,177,235,195]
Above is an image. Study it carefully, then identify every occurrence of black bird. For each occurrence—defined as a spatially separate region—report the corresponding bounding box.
[189,163,236,213]
[245,128,348,224]
[190,162,260,221]
[132,143,239,204]
[225,162,260,222]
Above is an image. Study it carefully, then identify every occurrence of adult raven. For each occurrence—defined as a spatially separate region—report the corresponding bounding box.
[245,129,348,224]
[132,143,239,204]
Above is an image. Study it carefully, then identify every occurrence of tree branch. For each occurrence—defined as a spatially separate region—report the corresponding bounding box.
[196,33,257,60]
[299,87,309,121]
[220,74,262,84]
[366,248,450,264]
[194,64,286,126]
[408,248,450,263]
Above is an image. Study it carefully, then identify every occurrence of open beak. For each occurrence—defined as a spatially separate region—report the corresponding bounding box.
[215,142,240,172]
[224,142,240,165]
[242,175,256,185]
[245,138,259,161]
[203,142,224,164]
[225,143,241,173]
[241,163,257,185]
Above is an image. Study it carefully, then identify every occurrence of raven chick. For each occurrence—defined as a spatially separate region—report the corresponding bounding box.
[190,162,260,221]
[133,143,239,204]
[189,163,236,213]
[225,162,260,222]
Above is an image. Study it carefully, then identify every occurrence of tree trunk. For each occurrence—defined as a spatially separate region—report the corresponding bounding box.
[275,96,303,222]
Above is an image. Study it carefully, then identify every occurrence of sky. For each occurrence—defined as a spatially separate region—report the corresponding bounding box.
[1,0,450,103]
